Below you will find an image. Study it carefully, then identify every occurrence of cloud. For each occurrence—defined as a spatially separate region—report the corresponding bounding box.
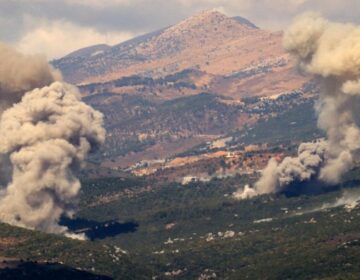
[64,0,131,8]
[2,0,360,59]
[15,19,135,59]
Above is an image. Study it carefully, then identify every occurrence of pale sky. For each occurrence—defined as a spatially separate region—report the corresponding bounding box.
[2,0,360,59]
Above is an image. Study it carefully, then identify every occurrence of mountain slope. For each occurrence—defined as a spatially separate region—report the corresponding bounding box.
[54,10,311,166]
[76,173,360,279]
[0,222,150,279]
[232,16,259,29]
[53,10,306,99]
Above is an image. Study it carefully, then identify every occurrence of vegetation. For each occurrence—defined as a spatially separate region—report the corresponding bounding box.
[84,176,360,279]
[233,99,324,146]
[2,95,360,279]
[79,69,198,94]
[0,222,149,279]
[89,92,243,159]
[2,168,360,278]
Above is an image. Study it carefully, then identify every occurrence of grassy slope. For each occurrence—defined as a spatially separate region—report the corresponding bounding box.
[1,170,360,279]
[76,171,360,279]
[236,99,323,146]
[0,222,150,279]
[1,97,360,279]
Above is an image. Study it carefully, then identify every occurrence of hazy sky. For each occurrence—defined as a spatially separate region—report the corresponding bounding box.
[2,0,360,59]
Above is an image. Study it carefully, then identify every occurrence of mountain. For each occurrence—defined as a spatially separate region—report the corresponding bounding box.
[232,16,259,29]
[8,12,360,279]
[63,44,111,60]
[53,10,306,99]
[53,10,312,167]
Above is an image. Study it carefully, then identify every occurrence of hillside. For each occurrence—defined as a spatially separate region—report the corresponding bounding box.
[0,221,150,279]
[3,169,360,279]
[86,86,314,168]
[77,173,360,280]
[53,10,313,168]
[53,10,307,99]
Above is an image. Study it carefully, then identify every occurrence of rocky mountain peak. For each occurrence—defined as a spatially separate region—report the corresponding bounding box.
[53,10,290,88]
[164,9,253,35]
[178,9,228,26]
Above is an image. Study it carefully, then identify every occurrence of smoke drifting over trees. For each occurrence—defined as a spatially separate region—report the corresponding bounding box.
[235,13,360,199]
[0,43,105,236]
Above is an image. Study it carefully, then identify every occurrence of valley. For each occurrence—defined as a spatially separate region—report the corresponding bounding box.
[1,166,360,279]
[1,7,360,280]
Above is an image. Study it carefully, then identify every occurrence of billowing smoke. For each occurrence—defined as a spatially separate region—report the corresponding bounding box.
[0,43,61,187]
[0,43,61,112]
[0,44,105,236]
[235,13,360,199]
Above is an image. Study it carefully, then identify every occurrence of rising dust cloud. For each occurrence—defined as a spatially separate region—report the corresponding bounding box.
[0,43,105,238]
[235,13,360,200]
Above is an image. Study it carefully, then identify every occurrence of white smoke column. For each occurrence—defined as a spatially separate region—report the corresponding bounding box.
[235,13,360,199]
[0,82,105,234]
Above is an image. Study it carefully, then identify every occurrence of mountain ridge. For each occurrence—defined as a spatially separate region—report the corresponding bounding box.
[52,10,310,166]
[53,10,299,96]
[56,10,258,63]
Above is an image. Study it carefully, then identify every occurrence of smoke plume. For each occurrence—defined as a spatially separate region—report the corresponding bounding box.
[0,44,105,236]
[235,13,360,198]
[0,43,61,112]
